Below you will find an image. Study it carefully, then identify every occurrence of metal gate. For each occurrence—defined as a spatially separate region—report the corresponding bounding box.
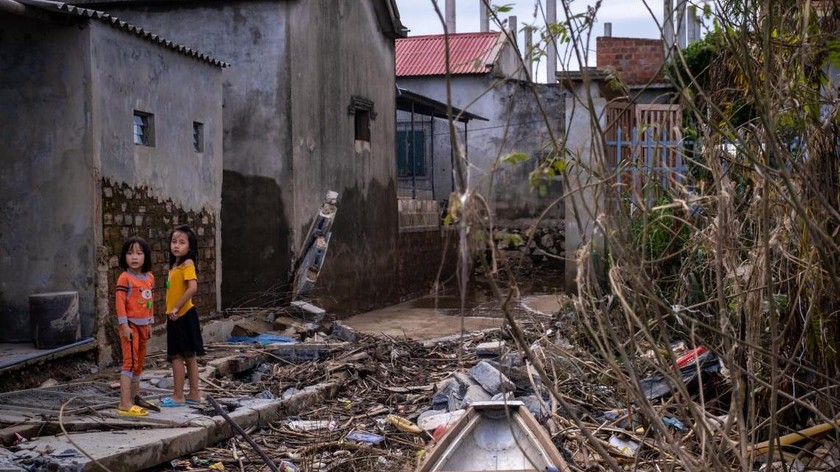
[604,102,684,205]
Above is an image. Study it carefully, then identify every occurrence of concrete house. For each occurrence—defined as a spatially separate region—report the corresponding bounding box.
[73,0,408,315]
[0,1,224,363]
[396,30,566,265]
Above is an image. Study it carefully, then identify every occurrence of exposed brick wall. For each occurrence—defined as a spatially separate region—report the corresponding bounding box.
[397,228,458,301]
[596,37,665,85]
[101,180,217,351]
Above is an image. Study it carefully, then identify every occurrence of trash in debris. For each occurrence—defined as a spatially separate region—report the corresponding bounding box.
[595,408,640,430]
[256,390,276,400]
[209,462,225,471]
[662,416,687,432]
[14,433,28,444]
[170,458,191,469]
[282,387,300,399]
[639,346,722,400]
[417,409,466,431]
[291,190,338,300]
[748,418,840,455]
[609,434,640,457]
[432,424,448,441]
[226,333,295,346]
[288,420,337,432]
[386,414,423,434]
[278,460,300,472]
[676,346,707,368]
[51,449,80,458]
[345,431,385,445]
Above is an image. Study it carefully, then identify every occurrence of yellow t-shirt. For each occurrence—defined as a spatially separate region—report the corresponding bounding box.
[166,262,197,317]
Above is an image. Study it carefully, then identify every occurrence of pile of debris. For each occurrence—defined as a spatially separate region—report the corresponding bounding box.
[2,301,840,472]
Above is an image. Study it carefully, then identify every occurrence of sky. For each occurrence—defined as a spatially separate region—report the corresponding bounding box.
[393,0,668,82]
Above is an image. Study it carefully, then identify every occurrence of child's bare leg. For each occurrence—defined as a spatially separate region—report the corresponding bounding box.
[171,357,186,402]
[130,379,141,400]
[119,374,134,411]
[185,357,201,401]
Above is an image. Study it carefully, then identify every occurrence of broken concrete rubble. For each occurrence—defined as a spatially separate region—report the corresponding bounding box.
[475,340,506,358]
[469,360,515,395]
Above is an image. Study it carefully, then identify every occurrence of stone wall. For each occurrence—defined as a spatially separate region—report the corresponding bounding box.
[99,179,217,362]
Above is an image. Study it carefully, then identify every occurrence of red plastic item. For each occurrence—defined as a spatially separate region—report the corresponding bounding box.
[676,346,707,368]
[432,424,448,441]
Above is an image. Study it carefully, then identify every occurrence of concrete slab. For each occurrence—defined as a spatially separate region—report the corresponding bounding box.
[342,297,503,340]
[0,339,96,374]
[29,427,209,471]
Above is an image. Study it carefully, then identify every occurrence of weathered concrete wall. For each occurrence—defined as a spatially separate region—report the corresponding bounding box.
[288,0,400,314]
[95,1,402,314]
[397,200,456,301]
[90,24,224,216]
[92,1,294,309]
[396,76,566,226]
[563,82,606,293]
[0,17,96,342]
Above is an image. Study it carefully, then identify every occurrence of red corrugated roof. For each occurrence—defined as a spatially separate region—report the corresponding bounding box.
[396,32,503,77]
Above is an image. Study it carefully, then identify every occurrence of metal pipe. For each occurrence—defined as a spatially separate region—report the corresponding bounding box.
[410,102,416,199]
[431,116,436,200]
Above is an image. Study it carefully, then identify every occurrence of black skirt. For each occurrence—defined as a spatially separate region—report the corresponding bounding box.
[166,307,205,361]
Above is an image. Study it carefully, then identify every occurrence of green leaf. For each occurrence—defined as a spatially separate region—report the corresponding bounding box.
[493,4,514,14]
[503,233,525,247]
[500,152,529,166]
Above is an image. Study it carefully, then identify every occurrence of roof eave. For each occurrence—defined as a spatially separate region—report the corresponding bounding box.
[374,0,407,39]
[17,0,228,67]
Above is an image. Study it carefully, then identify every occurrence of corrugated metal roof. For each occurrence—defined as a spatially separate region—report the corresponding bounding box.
[18,0,228,68]
[396,32,503,77]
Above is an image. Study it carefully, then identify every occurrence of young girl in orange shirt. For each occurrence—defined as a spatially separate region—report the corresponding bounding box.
[115,236,155,416]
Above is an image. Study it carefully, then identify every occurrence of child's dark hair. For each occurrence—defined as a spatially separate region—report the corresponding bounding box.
[119,236,153,273]
[168,224,198,269]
